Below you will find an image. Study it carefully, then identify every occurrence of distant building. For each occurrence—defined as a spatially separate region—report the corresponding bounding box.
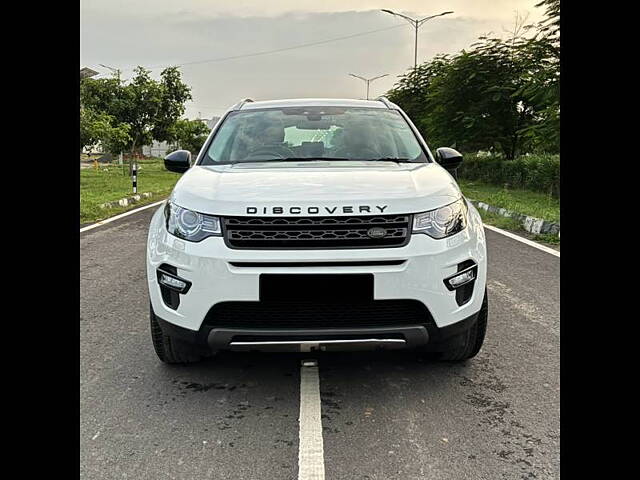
[80,67,98,79]
[142,141,174,158]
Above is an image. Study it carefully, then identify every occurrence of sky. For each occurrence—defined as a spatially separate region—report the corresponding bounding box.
[80,0,544,120]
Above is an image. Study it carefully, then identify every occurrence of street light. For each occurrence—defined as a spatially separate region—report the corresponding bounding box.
[381,9,453,70]
[99,63,121,81]
[348,73,389,100]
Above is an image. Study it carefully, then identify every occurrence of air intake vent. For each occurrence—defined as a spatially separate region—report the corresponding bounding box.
[204,300,434,329]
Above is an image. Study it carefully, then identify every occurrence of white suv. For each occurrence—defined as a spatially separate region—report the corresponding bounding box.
[146,98,488,363]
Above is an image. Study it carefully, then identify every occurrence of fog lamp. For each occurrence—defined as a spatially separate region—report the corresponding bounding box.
[158,271,191,293]
[444,265,477,291]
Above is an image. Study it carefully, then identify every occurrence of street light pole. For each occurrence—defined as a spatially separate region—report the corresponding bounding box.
[348,73,389,100]
[381,9,454,70]
[99,63,121,82]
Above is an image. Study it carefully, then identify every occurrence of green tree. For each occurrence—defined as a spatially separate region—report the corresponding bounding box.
[80,108,131,155]
[80,66,192,154]
[386,1,559,157]
[385,56,450,137]
[170,119,210,155]
[117,67,163,153]
[152,67,194,143]
[536,0,560,37]
[102,122,132,155]
[389,36,538,158]
[80,76,124,116]
[515,0,559,153]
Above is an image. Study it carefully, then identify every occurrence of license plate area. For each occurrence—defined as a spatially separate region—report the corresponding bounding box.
[259,274,373,302]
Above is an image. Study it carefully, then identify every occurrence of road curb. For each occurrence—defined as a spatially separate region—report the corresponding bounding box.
[100,192,154,209]
[80,200,166,233]
[469,199,560,238]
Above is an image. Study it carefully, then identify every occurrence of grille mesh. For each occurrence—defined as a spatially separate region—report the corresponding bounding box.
[204,300,432,329]
[223,214,411,249]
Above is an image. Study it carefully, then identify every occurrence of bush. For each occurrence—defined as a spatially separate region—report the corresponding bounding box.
[458,153,560,197]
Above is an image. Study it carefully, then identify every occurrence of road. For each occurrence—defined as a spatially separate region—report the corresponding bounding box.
[80,207,559,480]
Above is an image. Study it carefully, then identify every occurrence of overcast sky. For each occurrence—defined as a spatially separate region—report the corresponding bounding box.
[80,0,544,119]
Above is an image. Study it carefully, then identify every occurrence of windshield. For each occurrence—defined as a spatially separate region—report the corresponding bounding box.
[201,106,429,165]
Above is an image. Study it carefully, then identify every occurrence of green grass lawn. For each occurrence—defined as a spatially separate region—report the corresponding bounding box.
[458,179,560,247]
[458,179,560,223]
[80,157,181,224]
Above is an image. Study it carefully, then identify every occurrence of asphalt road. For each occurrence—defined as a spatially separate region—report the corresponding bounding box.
[80,208,559,480]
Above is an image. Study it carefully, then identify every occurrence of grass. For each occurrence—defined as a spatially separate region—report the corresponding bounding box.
[458,179,560,223]
[457,179,560,247]
[80,157,181,224]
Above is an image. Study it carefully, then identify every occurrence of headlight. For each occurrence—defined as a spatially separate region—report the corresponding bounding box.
[164,202,221,242]
[413,198,468,239]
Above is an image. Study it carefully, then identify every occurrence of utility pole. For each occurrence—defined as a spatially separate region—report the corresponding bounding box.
[348,73,389,100]
[381,9,454,70]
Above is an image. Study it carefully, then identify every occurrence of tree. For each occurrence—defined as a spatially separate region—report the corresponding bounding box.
[80,108,106,153]
[386,1,559,157]
[80,76,124,115]
[116,67,163,154]
[385,56,450,137]
[102,122,132,155]
[515,0,559,153]
[389,36,538,158]
[79,66,192,154]
[170,119,210,154]
[80,108,131,155]
[152,67,194,143]
[536,0,560,38]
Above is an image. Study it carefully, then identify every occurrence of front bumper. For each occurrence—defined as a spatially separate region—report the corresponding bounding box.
[155,308,480,353]
[146,201,487,348]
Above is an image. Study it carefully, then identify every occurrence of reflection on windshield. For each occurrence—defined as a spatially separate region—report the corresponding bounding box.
[202,107,427,165]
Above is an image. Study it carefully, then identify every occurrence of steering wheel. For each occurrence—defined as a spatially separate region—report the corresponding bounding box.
[332,145,382,159]
[245,145,296,160]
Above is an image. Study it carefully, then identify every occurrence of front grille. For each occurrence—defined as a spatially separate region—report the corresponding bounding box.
[203,300,433,329]
[223,214,411,249]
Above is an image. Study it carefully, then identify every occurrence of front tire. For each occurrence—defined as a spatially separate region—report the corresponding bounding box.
[150,304,203,364]
[439,289,488,362]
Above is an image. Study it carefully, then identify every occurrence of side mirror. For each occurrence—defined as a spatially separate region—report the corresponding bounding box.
[435,147,463,172]
[164,150,192,173]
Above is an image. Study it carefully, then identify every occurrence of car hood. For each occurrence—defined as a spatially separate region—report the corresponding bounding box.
[170,161,462,216]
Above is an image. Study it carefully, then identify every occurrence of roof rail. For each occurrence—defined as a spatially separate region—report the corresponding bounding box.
[375,96,394,109]
[232,98,254,110]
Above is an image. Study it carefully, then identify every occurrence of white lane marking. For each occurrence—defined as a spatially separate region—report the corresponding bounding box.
[298,359,325,480]
[484,224,560,257]
[80,200,165,233]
